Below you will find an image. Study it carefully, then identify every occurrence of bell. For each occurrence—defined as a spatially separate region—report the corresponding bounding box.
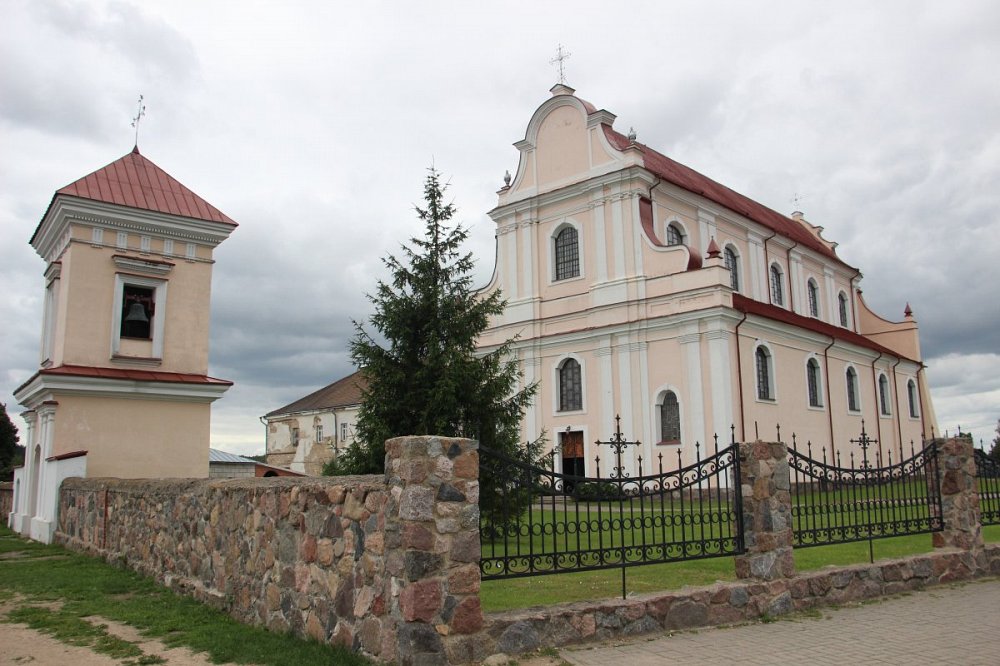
[124,302,148,323]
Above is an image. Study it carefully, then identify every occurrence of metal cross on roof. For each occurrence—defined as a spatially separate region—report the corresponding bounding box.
[131,94,146,148]
[550,44,572,84]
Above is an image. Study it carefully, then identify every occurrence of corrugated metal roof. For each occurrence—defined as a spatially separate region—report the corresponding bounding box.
[209,448,256,464]
[32,146,237,245]
[266,370,367,418]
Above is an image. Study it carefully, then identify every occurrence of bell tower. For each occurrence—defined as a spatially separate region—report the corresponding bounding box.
[10,147,236,542]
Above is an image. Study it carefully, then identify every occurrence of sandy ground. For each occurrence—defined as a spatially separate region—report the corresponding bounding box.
[0,597,232,666]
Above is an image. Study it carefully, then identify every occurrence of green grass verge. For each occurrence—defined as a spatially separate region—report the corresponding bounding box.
[0,526,368,666]
[482,527,1000,613]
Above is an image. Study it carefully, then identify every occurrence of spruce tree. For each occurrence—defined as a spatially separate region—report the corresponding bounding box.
[0,402,23,481]
[328,168,538,475]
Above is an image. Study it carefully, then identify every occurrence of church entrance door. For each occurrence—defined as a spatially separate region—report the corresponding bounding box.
[560,430,585,477]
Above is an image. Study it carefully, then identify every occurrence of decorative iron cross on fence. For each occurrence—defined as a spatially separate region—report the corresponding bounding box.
[595,414,641,479]
[850,419,879,469]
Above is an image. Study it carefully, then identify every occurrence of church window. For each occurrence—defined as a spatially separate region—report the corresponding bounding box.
[807,279,820,318]
[839,291,849,327]
[666,223,684,246]
[756,346,774,400]
[558,358,582,411]
[846,367,860,412]
[770,264,784,306]
[907,379,919,418]
[120,285,154,340]
[341,422,350,441]
[879,374,892,416]
[724,246,740,292]
[659,391,681,443]
[807,358,823,407]
[291,427,300,447]
[554,227,579,281]
[315,424,323,442]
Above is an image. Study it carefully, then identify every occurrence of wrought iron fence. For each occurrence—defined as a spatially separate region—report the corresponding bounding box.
[974,449,1000,526]
[788,428,943,556]
[479,421,743,597]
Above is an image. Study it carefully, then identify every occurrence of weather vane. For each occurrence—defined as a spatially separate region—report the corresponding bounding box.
[131,94,146,147]
[791,192,806,208]
[550,44,572,85]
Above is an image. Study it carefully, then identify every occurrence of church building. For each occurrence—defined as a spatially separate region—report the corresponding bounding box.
[9,147,236,542]
[476,85,937,476]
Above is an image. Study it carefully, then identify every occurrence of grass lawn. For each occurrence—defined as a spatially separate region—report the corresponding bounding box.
[482,525,1000,613]
[0,526,368,666]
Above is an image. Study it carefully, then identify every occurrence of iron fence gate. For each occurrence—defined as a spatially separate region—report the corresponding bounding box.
[479,435,743,594]
[974,449,1000,526]
[788,434,943,552]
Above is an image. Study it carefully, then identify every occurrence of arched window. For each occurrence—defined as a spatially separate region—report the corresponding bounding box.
[554,226,580,281]
[807,279,820,318]
[665,223,685,246]
[558,358,582,411]
[770,264,784,306]
[659,391,681,443]
[807,358,823,407]
[838,291,849,328]
[756,346,774,400]
[907,379,919,418]
[846,367,860,412]
[724,246,740,292]
[878,373,891,416]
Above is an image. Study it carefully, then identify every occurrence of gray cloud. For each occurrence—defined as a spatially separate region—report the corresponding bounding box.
[3,0,999,454]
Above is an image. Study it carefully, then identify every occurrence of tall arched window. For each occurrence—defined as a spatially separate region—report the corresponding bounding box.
[724,246,740,292]
[756,346,774,400]
[659,391,681,443]
[838,291,849,328]
[846,367,860,412]
[807,279,820,318]
[665,223,685,246]
[770,264,784,306]
[807,358,823,407]
[554,226,580,281]
[878,373,891,416]
[558,358,582,411]
[907,379,919,418]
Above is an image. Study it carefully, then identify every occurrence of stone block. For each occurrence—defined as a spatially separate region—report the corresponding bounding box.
[449,531,480,563]
[450,596,483,634]
[447,564,481,595]
[665,599,708,629]
[400,579,443,623]
[399,486,435,522]
[496,621,540,655]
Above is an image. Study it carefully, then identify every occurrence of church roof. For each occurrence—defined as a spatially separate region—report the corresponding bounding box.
[266,370,368,418]
[34,146,236,244]
[602,126,846,267]
[732,294,914,362]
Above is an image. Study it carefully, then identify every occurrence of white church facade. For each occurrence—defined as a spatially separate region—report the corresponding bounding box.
[476,85,937,477]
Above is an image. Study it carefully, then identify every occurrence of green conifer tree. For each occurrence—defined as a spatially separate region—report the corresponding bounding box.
[0,402,23,481]
[327,168,538,475]
[989,419,1000,465]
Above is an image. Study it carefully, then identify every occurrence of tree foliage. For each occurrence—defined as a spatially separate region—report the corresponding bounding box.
[326,168,539,476]
[0,402,24,481]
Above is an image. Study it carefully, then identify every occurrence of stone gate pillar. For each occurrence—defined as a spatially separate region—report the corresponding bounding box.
[933,437,984,552]
[734,441,795,580]
[384,436,484,665]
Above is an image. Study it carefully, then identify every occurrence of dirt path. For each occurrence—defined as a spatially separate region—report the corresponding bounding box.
[0,598,242,666]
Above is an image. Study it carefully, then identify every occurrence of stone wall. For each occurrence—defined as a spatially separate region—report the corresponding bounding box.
[55,436,483,665]
[0,481,12,518]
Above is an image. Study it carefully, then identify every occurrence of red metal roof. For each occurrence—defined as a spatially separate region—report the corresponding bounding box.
[16,365,233,393]
[44,146,236,229]
[603,126,848,267]
[732,294,912,361]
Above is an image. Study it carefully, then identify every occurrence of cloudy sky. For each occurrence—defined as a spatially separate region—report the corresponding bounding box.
[2,0,998,455]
